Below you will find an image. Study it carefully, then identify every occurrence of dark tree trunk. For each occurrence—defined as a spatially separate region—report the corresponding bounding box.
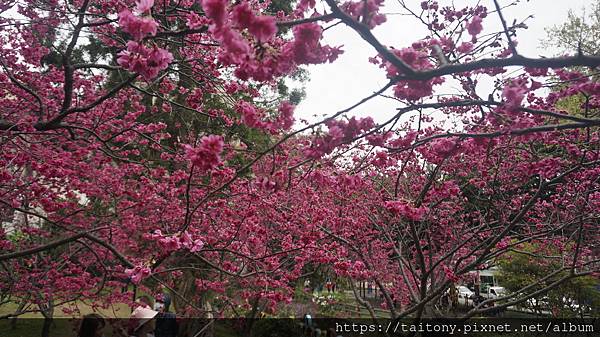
[41,316,52,337]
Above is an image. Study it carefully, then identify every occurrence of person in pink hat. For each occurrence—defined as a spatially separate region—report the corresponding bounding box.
[128,306,159,337]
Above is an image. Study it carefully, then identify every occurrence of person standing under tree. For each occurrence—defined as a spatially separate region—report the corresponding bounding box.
[449,284,459,310]
[154,297,178,337]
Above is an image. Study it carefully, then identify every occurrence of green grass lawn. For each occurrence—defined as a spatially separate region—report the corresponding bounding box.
[0,300,131,318]
[0,299,131,337]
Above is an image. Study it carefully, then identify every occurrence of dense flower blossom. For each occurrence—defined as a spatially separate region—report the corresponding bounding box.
[118,9,158,41]
[342,0,387,29]
[201,0,228,26]
[502,80,528,110]
[286,23,343,64]
[276,101,295,131]
[247,15,277,42]
[385,201,428,221]
[305,117,374,158]
[236,101,264,128]
[135,0,154,13]
[186,11,207,29]
[456,41,474,53]
[467,16,483,37]
[430,138,457,157]
[2,0,599,322]
[125,265,151,284]
[442,265,460,282]
[231,2,254,29]
[183,135,225,172]
[219,28,251,59]
[117,42,173,80]
[380,47,444,101]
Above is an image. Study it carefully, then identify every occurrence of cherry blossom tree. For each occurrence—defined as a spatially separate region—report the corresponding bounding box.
[0,0,599,334]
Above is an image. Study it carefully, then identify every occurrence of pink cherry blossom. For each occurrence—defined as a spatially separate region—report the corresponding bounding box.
[183,135,225,172]
[125,266,151,284]
[135,0,154,13]
[467,16,483,36]
[117,42,172,80]
[247,15,277,42]
[201,0,228,26]
[118,9,158,41]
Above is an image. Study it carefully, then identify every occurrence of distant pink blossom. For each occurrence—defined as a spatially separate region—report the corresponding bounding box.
[118,9,158,41]
[231,2,254,29]
[456,41,474,53]
[502,81,527,110]
[248,15,277,42]
[385,201,428,221]
[183,135,225,172]
[467,16,483,36]
[117,42,172,80]
[236,101,264,128]
[125,265,151,284]
[276,101,295,131]
[186,11,207,29]
[431,138,456,156]
[201,0,228,26]
[135,0,154,13]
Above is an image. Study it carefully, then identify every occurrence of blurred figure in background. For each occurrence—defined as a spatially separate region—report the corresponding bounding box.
[154,297,178,337]
[78,313,105,337]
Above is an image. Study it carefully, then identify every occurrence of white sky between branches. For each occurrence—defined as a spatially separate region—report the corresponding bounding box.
[295,0,592,126]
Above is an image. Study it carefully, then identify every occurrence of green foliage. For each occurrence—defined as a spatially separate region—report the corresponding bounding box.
[544,0,600,55]
[555,93,586,115]
[497,242,600,317]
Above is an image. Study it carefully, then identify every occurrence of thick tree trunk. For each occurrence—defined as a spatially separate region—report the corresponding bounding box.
[243,296,261,336]
[38,298,54,337]
[41,316,53,337]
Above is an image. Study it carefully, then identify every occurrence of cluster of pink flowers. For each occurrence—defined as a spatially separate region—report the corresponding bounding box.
[372,151,395,168]
[201,0,276,57]
[199,0,341,82]
[180,231,205,252]
[334,260,371,279]
[341,0,387,29]
[305,117,374,159]
[502,79,528,110]
[135,0,154,13]
[183,135,225,172]
[147,230,205,253]
[233,22,342,81]
[442,265,460,282]
[118,8,157,42]
[254,176,278,191]
[0,228,12,250]
[286,23,343,65]
[117,41,173,80]
[116,0,173,80]
[275,101,296,131]
[125,265,151,284]
[195,279,227,293]
[231,2,277,42]
[236,101,265,129]
[495,237,512,250]
[430,138,457,157]
[378,47,444,101]
[466,16,483,38]
[235,100,296,132]
[385,200,428,221]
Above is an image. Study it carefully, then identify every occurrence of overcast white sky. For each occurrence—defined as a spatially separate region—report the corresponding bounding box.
[295,0,592,125]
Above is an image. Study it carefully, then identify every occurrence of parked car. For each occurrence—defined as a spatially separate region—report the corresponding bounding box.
[458,286,474,299]
[457,285,475,306]
[484,286,506,299]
